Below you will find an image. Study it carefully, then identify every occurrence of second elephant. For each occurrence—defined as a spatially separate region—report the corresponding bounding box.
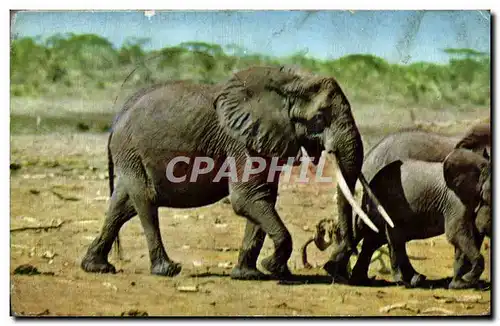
[322,122,490,279]
[346,148,491,289]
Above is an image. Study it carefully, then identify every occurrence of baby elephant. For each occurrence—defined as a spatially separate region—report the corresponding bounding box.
[301,218,390,273]
[301,219,337,269]
[309,148,491,289]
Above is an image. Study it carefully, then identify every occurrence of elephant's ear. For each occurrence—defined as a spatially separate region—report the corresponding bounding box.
[214,66,319,158]
[369,160,404,188]
[362,160,404,212]
[443,148,490,206]
[455,122,491,153]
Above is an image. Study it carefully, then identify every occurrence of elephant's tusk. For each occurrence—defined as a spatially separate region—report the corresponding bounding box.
[297,146,307,165]
[331,154,379,233]
[300,146,319,173]
[359,173,395,228]
[297,147,306,162]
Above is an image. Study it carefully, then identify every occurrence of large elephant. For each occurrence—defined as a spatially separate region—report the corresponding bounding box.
[81,66,393,280]
[311,148,491,289]
[322,122,491,280]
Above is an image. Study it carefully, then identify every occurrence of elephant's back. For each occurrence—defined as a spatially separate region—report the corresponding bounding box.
[111,81,224,152]
[362,131,459,182]
[114,81,219,129]
[400,160,450,212]
[109,81,236,181]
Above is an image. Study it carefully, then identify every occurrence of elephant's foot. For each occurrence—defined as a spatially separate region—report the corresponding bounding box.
[323,260,350,284]
[151,260,182,277]
[393,272,426,288]
[230,266,269,280]
[462,257,485,284]
[408,273,427,288]
[448,278,477,290]
[81,255,116,274]
[261,256,292,279]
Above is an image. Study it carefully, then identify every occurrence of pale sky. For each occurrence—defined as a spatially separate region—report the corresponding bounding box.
[12,10,491,64]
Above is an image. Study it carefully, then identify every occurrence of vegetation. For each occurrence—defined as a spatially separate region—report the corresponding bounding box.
[10,33,490,108]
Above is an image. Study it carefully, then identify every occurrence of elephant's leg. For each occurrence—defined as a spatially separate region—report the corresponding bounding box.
[81,181,136,273]
[230,186,292,279]
[323,220,362,283]
[323,248,352,283]
[448,228,485,289]
[386,228,426,288]
[451,226,484,282]
[450,248,471,289]
[350,237,384,286]
[127,184,181,277]
[453,249,470,279]
[257,208,293,278]
[230,220,267,280]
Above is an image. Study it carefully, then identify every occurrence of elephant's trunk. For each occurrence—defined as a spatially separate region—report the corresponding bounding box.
[331,156,378,233]
[333,123,365,253]
[323,116,365,253]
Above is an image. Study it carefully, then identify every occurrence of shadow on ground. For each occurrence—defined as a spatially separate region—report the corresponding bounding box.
[189,272,491,290]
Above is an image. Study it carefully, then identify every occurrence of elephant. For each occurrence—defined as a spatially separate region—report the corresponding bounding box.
[361,122,490,183]
[321,122,491,281]
[300,218,337,269]
[80,65,393,280]
[309,148,491,289]
[301,218,390,273]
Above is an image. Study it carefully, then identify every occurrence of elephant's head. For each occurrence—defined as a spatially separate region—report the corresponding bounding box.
[443,148,491,236]
[301,218,340,268]
[455,122,491,160]
[214,65,341,160]
[214,66,392,241]
[313,218,340,251]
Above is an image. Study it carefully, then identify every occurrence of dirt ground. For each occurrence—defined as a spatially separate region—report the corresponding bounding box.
[10,132,491,317]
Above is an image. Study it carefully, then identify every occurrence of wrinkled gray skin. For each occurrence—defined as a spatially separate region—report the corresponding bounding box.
[324,123,491,281]
[81,65,368,280]
[344,149,491,289]
[362,123,491,182]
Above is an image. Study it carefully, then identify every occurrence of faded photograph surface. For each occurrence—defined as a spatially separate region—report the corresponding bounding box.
[10,10,491,317]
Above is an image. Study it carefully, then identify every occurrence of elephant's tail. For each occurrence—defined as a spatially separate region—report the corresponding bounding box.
[108,131,123,261]
[108,132,115,197]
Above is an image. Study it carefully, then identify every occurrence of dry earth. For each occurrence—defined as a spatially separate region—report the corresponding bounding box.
[10,130,491,317]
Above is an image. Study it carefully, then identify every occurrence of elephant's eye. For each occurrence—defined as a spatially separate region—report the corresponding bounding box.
[285,96,298,111]
[307,112,327,135]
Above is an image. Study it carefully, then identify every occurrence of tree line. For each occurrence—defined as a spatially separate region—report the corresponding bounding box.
[10,33,490,107]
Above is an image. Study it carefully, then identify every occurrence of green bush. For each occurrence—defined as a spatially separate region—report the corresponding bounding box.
[10,33,490,108]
